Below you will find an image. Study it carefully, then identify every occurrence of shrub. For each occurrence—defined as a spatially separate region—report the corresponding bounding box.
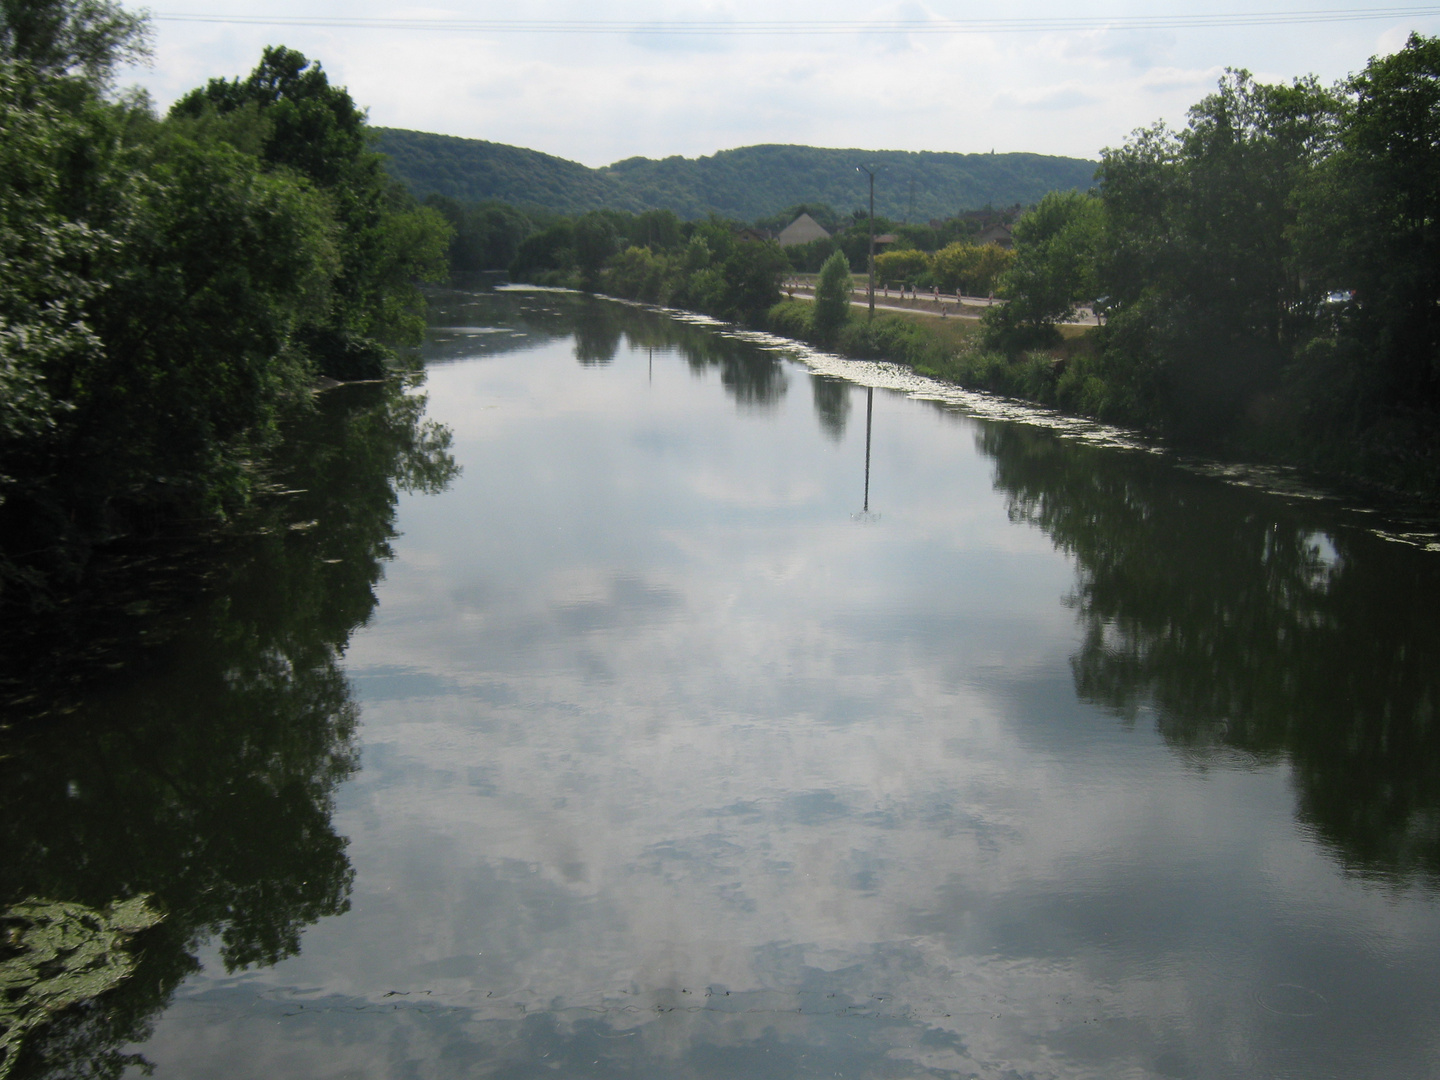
[813,250,852,343]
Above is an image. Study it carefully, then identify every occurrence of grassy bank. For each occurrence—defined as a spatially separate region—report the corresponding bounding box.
[764,298,1440,506]
[766,298,1097,410]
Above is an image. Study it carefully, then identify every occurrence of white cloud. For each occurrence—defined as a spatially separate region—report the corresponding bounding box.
[120,4,1440,166]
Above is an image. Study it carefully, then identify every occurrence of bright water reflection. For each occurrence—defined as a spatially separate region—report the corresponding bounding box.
[13,286,1439,1079]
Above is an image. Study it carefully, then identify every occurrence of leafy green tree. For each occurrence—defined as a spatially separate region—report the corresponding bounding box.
[956,242,1014,296]
[874,248,931,287]
[2,27,459,605]
[982,191,1101,351]
[509,218,577,281]
[1094,70,1337,434]
[784,235,840,273]
[0,59,353,603]
[573,210,619,287]
[0,0,148,84]
[719,239,788,322]
[813,250,853,343]
[170,47,451,372]
[631,208,683,251]
[601,245,677,304]
[1295,34,1440,415]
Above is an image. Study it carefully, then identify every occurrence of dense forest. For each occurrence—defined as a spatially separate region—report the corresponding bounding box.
[425,193,1023,286]
[0,1,452,611]
[374,127,1098,221]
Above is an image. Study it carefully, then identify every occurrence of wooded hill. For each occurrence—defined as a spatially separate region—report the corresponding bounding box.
[373,128,1099,220]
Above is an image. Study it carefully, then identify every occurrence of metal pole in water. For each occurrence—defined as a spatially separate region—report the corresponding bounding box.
[863,386,873,512]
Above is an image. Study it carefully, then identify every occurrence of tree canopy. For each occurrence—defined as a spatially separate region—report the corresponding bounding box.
[1,27,452,606]
[0,0,148,84]
[374,127,1098,222]
[977,40,1440,494]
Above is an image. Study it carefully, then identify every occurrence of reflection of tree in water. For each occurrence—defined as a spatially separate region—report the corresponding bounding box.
[810,375,852,441]
[572,297,627,365]
[979,423,1440,885]
[621,313,788,410]
[0,381,458,1079]
[443,288,791,409]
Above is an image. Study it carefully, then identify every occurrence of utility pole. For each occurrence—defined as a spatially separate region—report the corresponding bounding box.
[856,165,876,319]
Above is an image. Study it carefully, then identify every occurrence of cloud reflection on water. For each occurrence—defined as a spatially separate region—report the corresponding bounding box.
[129,293,1440,1080]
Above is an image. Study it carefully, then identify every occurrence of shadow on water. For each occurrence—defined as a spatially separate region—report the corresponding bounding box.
[0,380,459,1079]
[421,284,591,365]
[483,290,791,409]
[977,422,1440,885]
[630,313,788,411]
[423,287,792,413]
[810,374,851,442]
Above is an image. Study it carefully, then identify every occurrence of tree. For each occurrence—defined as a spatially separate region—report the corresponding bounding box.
[631,208,683,251]
[874,248,930,287]
[981,191,1101,351]
[1093,70,1338,433]
[170,48,451,372]
[0,0,148,84]
[1295,34,1440,413]
[601,245,676,304]
[2,35,454,603]
[813,250,853,343]
[932,240,1015,297]
[574,210,619,287]
[510,218,576,280]
[720,239,788,322]
[1,56,358,596]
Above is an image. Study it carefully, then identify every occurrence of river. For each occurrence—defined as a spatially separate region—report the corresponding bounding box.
[3,283,1438,1080]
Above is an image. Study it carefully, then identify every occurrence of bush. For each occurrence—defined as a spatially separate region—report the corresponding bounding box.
[874,248,931,287]
[766,299,814,340]
[813,250,852,343]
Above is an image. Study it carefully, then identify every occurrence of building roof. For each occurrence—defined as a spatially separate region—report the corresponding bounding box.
[777,213,832,247]
[977,223,1014,248]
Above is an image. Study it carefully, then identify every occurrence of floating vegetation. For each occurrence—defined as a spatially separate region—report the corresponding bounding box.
[0,896,163,1079]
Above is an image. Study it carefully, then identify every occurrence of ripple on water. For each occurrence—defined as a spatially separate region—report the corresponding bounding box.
[1255,983,1328,1018]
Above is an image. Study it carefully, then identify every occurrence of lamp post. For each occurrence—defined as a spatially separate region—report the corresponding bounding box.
[856,165,876,320]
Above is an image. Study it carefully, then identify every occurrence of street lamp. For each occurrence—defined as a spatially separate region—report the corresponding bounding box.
[856,165,876,320]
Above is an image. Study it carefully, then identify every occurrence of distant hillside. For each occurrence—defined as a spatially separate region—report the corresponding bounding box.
[373,128,1098,221]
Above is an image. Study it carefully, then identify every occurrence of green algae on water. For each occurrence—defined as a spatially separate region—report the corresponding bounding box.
[0,896,164,1079]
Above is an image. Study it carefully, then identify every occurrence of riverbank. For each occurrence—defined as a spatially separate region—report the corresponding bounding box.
[764,297,1096,418]
[756,296,1440,515]
[782,278,1102,326]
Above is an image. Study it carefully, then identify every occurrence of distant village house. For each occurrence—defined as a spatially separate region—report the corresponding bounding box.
[777,213,831,247]
[977,223,1014,249]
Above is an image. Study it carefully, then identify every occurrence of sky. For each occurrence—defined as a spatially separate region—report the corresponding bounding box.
[121,2,1440,167]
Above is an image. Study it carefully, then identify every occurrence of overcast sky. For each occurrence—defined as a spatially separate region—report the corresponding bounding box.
[122,2,1440,167]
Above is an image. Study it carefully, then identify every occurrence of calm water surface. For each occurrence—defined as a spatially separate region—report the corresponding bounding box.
[5,286,1439,1080]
